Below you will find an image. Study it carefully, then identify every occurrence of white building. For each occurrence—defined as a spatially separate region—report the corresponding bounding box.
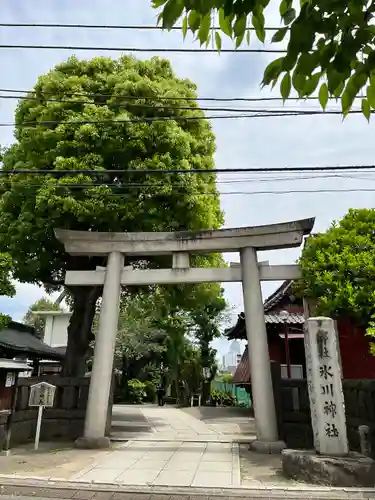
[32,310,71,374]
[221,340,243,374]
[33,310,71,348]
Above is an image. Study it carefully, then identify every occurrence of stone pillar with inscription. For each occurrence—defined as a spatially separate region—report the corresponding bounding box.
[305,316,348,456]
[282,316,375,487]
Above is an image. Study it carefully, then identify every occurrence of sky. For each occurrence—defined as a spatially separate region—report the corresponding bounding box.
[0,0,374,356]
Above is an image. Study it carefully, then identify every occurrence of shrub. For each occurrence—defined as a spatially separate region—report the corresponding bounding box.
[127,379,147,403]
[144,381,157,402]
[210,389,236,406]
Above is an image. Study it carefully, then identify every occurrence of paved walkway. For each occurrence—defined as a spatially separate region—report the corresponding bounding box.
[81,405,251,487]
[110,405,256,443]
[73,440,240,487]
[0,405,329,492]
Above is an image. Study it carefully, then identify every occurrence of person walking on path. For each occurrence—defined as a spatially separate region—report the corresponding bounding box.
[157,383,165,406]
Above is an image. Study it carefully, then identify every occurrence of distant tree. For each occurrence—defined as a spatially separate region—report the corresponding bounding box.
[114,290,167,381]
[23,297,62,339]
[189,284,229,400]
[0,253,15,329]
[296,208,375,352]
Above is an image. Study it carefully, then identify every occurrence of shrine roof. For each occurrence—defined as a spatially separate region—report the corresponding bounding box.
[225,280,304,340]
[0,322,64,360]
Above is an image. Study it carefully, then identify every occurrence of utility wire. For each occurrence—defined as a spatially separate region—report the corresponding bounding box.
[3,174,375,189]
[0,88,349,103]
[0,23,283,31]
[3,166,375,175]
[0,44,286,53]
[0,93,348,114]
[0,108,367,128]
[0,188,371,196]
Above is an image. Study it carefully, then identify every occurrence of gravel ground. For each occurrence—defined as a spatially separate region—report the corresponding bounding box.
[0,442,113,479]
[239,444,302,487]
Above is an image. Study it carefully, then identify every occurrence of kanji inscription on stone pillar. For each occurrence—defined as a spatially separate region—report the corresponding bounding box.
[305,317,349,456]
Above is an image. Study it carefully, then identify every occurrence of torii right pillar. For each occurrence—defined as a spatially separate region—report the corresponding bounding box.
[241,246,286,453]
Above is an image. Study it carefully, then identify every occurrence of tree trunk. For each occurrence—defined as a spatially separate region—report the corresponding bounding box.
[61,286,101,377]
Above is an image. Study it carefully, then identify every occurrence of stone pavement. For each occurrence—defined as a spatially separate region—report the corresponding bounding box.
[0,405,374,498]
[72,441,240,487]
[110,405,256,443]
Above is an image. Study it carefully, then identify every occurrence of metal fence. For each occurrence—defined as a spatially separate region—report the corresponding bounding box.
[211,381,252,408]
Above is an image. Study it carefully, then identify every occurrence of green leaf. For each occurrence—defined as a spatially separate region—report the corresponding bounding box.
[333,81,345,98]
[218,8,232,38]
[215,31,222,52]
[262,57,284,86]
[205,31,211,48]
[233,15,246,38]
[152,0,167,7]
[341,82,357,116]
[161,0,184,29]
[341,72,367,115]
[292,70,306,97]
[252,11,265,43]
[182,16,188,39]
[188,10,200,32]
[235,32,245,48]
[318,83,329,110]
[302,72,321,97]
[271,27,288,43]
[327,69,344,95]
[246,28,250,45]
[280,72,291,101]
[279,0,292,16]
[361,98,371,121]
[366,84,375,108]
[198,13,211,45]
[282,8,296,25]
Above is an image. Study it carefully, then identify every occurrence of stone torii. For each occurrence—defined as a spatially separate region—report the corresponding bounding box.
[55,217,314,451]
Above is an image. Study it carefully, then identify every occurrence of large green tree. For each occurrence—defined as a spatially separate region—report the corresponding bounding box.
[114,289,167,381]
[296,208,375,345]
[0,253,15,329]
[23,297,62,339]
[0,55,223,376]
[152,0,375,118]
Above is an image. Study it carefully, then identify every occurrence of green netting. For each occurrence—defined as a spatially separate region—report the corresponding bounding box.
[211,381,252,408]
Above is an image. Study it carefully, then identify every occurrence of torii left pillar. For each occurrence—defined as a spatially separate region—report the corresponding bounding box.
[75,251,123,449]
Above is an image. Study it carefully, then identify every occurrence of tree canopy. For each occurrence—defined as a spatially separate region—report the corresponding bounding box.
[110,285,226,402]
[23,297,62,339]
[0,55,224,375]
[152,0,375,118]
[296,209,375,349]
[0,253,15,329]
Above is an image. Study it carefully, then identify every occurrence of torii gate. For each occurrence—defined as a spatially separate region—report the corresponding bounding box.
[55,217,314,451]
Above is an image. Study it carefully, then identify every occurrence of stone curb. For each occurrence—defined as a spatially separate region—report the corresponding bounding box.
[0,476,374,499]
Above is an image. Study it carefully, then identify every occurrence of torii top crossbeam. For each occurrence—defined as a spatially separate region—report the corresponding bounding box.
[54,218,314,256]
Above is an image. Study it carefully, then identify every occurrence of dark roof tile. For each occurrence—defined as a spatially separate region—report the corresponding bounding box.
[0,322,63,359]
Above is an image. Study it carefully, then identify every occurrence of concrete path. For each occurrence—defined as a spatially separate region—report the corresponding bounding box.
[73,440,241,487]
[0,404,341,493]
[86,405,247,487]
[110,405,256,443]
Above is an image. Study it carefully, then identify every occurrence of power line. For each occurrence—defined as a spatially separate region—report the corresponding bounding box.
[3,174,374,189]
[3,166,375,176]
[0,23,283,31]
[0,108,366,128]
[0,44,286,53]
[0,93,347,114]
[0,87,360,104]
[0,187,371,196]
